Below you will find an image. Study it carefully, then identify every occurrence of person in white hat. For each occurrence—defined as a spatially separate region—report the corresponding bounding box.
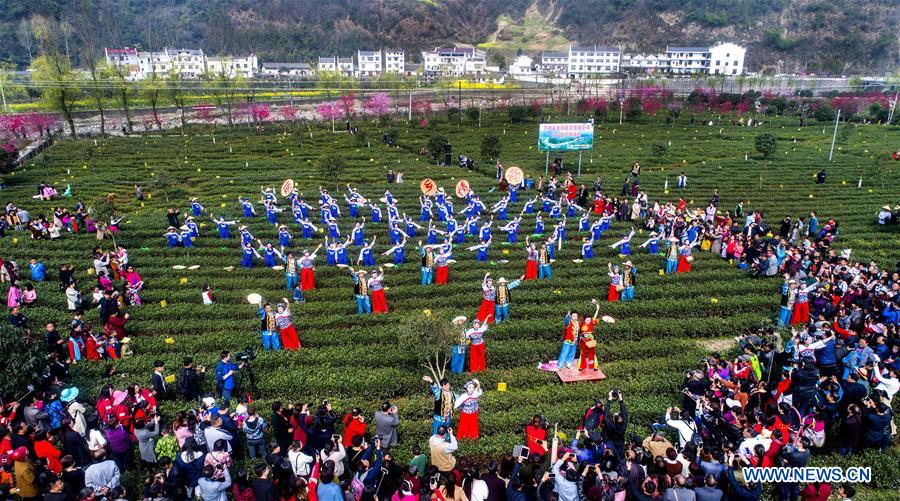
[185,216,199,239]
[190,197,205,217]
[877,205,892,225]
[277,225,292,252]
[621,261,637,301]
[665,235,680,274]
[779,274,798,326]
[494,275,524,323]
[639,231,660,255]
[164,226,181,248]
[178,225,193,248]
[348,268,372,315]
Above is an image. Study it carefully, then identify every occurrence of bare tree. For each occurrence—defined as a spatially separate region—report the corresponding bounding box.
[71,0,110,136]
[16,20,34,66]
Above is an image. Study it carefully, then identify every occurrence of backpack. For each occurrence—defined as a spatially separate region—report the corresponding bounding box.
[176,368,189,396]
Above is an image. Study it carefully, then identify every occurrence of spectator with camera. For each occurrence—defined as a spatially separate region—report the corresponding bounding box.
[374,401,400,449]
[176,357,206,401]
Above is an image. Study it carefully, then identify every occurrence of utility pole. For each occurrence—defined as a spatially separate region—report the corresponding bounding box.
[887,91,898,125]
[828,108,841,161]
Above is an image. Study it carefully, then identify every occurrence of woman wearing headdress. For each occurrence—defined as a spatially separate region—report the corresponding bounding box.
[454,379,483,440]
[275,299,301,350]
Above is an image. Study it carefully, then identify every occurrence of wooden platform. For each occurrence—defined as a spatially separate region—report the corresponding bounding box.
[556,367,607,383]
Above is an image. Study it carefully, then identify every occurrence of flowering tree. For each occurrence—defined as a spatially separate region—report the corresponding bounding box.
[194,105,216,123]
[250,103,271,125]
[364,92,391,117]
[530,98,543,116]
[27,113,58,137]
[339,92,357,119]
[316,102,341,121]
[280,105,299,122]
[718,101,733,114]
[642,98,663,116]
[412,100,432,116]
[735,101,752,114]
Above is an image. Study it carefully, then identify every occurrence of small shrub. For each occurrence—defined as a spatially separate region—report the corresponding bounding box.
[481,134,502,163]
[426,135,448,164]
[755,133,777,159]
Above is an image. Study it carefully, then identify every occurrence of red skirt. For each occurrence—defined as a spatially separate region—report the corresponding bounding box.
[607,284,620,302]
[525,260,538,280]
[476,299,495,323]
[790,301,810,325]
[469,343,486,372]
[436,266,449,285]
[300,268,315,290]
[677,256,691,273]
[457,411,480,439]
[371,289,388,314]
[578,347,597,371]
[280,324,301,350]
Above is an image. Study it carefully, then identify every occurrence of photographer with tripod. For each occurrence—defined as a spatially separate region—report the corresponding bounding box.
[214,352,243,407]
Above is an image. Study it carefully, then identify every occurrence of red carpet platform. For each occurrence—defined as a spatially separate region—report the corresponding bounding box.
[556,367,607,383]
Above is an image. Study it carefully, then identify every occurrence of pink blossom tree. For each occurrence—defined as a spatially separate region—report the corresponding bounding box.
[642,98,663,116]
[250,103,271,125]
[280,105,299,122]
[194,105,216,124]
[364,92,391,118]
[735,101,751,114]
[339,92,357,119]
[718,101,733,114]
[316,102,341,121]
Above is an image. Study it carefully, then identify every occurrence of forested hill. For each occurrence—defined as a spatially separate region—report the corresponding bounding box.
[1,0,897,74]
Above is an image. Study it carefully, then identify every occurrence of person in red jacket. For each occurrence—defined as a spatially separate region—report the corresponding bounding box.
[33,430,62,474]
[290,403,309,445]
[105,311,130,340]
[342,408,367,448]
[524,415,548,458]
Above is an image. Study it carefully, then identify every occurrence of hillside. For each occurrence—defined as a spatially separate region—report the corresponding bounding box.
[0,0,897,74]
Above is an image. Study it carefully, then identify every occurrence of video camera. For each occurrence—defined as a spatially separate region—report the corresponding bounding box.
[235,346,257,363]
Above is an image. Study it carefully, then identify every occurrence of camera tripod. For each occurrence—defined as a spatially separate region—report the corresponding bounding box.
[237,360,260,401]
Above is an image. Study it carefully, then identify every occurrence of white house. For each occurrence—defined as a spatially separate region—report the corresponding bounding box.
[567,45,621,77]
[356,50,382,77]
[708,42,746,75]
[665,46,712,74]
[318,57,354,76]
[104,47,139,75]
[422,46,486,76]
[383,50,405,73]
[105,47,257,79]
[205,54,258,79]
[540,51,568,75]
[260,62,313,77]
[509,55,535,76]
[621,53,669,73]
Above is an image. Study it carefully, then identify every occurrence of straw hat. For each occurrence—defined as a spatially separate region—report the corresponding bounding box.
[624,261,633,267]
[497,277,508,284]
